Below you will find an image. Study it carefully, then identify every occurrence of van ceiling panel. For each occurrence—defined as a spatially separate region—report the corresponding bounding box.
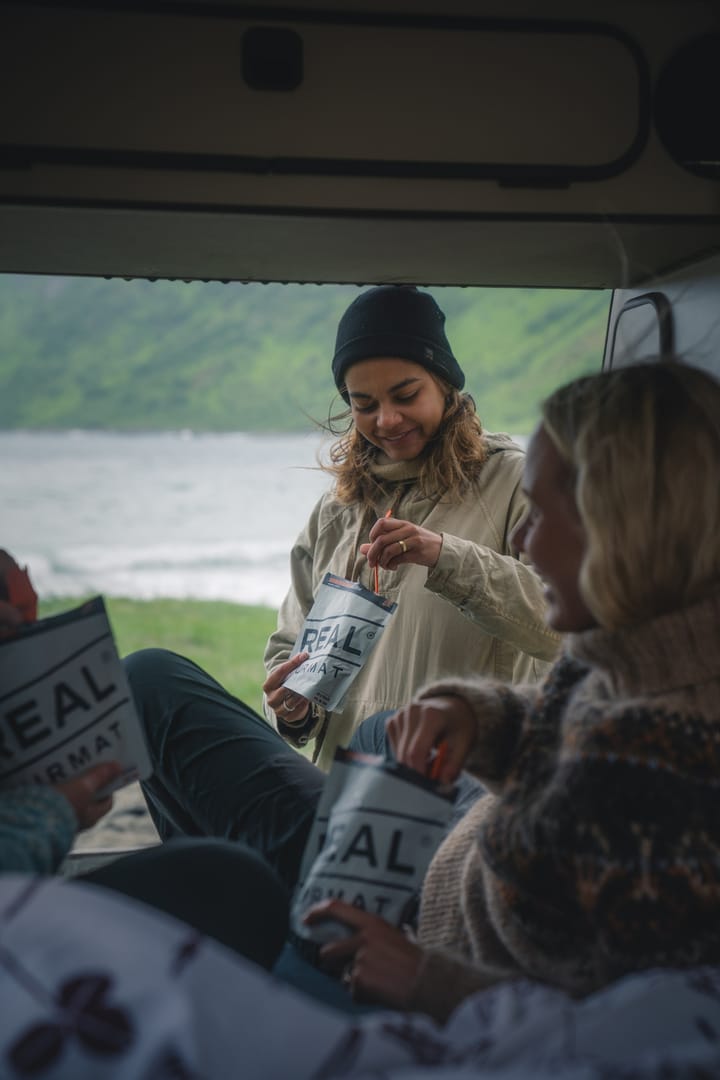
[0,1,719,286]
[1,7,645,182]
[2,205,719,289]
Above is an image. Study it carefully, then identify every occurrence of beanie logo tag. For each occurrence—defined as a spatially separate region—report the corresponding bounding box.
[423,347,434,362]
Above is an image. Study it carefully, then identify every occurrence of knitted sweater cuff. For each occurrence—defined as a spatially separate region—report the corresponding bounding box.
[264,693,325,748]
[408,948,507,1025]
[417,677,533,789]
[276,704,325,748]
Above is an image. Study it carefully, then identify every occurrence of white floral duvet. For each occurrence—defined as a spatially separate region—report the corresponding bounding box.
[1,874,718,1079]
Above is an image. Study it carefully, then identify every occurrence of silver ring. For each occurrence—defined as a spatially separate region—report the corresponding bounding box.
[398,539,408,554]
[283,692,297,711]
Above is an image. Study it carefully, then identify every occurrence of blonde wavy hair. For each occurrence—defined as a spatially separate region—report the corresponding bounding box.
[542,361,720,631]
[323,381,487,506]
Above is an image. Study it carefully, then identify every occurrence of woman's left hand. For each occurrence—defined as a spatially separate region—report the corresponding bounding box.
[360,516,443,572]
[304,899,424,1008]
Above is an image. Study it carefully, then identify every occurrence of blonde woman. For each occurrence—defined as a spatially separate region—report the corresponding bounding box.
[312,360,720,1019]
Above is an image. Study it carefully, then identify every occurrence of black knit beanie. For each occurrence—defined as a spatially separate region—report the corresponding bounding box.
[332,286,465,397]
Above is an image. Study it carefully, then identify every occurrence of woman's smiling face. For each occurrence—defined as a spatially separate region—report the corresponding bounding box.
[344,357,447,462]
[511,423,596,633]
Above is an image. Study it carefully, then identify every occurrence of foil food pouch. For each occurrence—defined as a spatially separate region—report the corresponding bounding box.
[290,748,457,953]
[282,573,397,713]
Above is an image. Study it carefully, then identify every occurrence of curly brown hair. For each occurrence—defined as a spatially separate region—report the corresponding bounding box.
[321,380,488,507]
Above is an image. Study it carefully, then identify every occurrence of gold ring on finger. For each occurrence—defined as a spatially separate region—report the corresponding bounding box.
[398,539,408,554]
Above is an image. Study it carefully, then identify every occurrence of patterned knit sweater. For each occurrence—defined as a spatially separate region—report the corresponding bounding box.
[410,589,720,1023]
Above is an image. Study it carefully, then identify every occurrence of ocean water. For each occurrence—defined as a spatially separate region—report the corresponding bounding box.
[2,430,332,608]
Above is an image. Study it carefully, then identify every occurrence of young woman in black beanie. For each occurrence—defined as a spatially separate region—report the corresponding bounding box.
[127,285,558,817]
[260,285,559,768]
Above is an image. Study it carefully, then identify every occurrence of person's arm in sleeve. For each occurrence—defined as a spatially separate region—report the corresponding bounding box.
[428,533,559,660]
[360,454,559,662]
[0,762,123,874]
[408,947,515,1025]
[426,459,560,661]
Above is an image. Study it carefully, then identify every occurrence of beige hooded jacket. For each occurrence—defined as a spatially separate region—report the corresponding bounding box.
[263,433,560,768]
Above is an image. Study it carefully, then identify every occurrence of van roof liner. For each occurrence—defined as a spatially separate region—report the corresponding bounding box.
[1,0,719,286]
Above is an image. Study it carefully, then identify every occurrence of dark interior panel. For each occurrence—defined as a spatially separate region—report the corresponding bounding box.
[0,0,718,286]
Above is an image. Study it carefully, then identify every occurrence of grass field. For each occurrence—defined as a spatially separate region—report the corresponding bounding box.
[39,596,278,716]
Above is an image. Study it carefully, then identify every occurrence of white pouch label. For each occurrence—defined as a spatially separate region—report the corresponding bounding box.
[291,748,456,948]
[283,574,397,712]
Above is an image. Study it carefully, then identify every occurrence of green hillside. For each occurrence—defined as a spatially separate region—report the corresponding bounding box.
[0,275,609,434]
